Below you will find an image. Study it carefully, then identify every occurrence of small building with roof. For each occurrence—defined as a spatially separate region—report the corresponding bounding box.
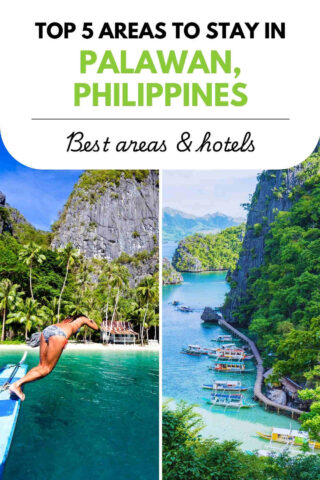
[100,321,138,344]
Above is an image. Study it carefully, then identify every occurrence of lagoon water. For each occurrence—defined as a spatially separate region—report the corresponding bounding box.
[163,269,301,452]
[1,350,158,480]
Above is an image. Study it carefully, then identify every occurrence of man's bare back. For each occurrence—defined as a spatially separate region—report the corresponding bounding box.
[55,316,99,338]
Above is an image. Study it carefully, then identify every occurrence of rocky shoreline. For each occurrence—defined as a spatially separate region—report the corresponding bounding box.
[162,258,183,285]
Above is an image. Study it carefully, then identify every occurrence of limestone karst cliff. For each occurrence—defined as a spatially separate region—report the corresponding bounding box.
[172,225,245,273]
[51,170,159,269]
[222,166,304,322]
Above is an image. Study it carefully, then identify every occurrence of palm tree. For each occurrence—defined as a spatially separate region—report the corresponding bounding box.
[57,243,80,320]
[136,276,158,345]
[96,263,114,342]
[97,264,128,345]
[19,242,46,300]
[40,297,60,326]
[0,279,23,341]
[8,297,41,340]
[109,265,129,324]
[147,311,159,341]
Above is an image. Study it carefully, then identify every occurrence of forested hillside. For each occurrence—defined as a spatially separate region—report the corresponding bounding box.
[224,149,320,438]
[172,225,245,272]
[163,207,243,242]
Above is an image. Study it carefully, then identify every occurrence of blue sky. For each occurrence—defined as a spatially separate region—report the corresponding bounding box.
[0,132,260,229]
[163,170,260,218]
[0,135,82,231]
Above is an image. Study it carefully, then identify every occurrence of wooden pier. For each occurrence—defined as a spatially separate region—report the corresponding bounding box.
[218,318,303,419]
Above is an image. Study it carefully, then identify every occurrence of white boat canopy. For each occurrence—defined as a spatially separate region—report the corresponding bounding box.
[272,428,309,439]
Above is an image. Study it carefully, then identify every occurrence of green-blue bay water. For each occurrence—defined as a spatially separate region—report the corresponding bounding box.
[163,269,301,452]
[1,350,158,480]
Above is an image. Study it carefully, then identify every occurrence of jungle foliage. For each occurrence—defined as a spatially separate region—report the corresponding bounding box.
[163,402,320,480]
[228,151,320,438]
[172,224,245,272]
[0,229,159,343]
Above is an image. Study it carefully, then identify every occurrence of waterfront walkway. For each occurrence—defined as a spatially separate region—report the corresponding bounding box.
[218,318,303,419]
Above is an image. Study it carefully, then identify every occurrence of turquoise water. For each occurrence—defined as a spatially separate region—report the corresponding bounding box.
[163,270,301,452]
[1,350,158,480]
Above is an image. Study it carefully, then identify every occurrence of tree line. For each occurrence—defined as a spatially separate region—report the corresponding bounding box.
[163,402,320,480]
[0,233,158,344]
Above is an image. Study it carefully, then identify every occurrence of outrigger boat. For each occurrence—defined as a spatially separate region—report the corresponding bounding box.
[0,353,28,478]
[202,380,248,392]
[257,427,320,450]
[209,360,254,373]
[216,343,237,349]
[209,392,255,408]
[209,349,253,361]
[181,344,206,356]
[178,305,193,312]
[212,335,233,342]
[181,345,220,356]
[208,352,244,361]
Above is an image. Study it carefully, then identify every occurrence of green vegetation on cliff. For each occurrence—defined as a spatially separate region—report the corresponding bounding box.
[7,207,51,247]
[172,224,245,272]
[1,205,50,247]
[163,207,244,242]
[75,169,150,194]
[162,258,183,285]
[228,151,320,437]
[52,170,152,232]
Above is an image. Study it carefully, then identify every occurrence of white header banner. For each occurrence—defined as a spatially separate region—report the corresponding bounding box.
[0,0,319,169]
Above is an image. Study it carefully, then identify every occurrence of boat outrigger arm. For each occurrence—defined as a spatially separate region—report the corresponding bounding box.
[0,352,27,392]
[0,352,28,479]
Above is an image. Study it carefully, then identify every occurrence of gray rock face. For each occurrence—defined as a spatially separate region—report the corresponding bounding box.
[267,388,287,405]
[172,242,203,272]
[201,307,221,322]
[126,253,159,288]
[223,167,303,322]
[52,171,159,262]
[162,258,183,285]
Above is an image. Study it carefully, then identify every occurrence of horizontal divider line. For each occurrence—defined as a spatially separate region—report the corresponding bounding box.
[31,117,290,121]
